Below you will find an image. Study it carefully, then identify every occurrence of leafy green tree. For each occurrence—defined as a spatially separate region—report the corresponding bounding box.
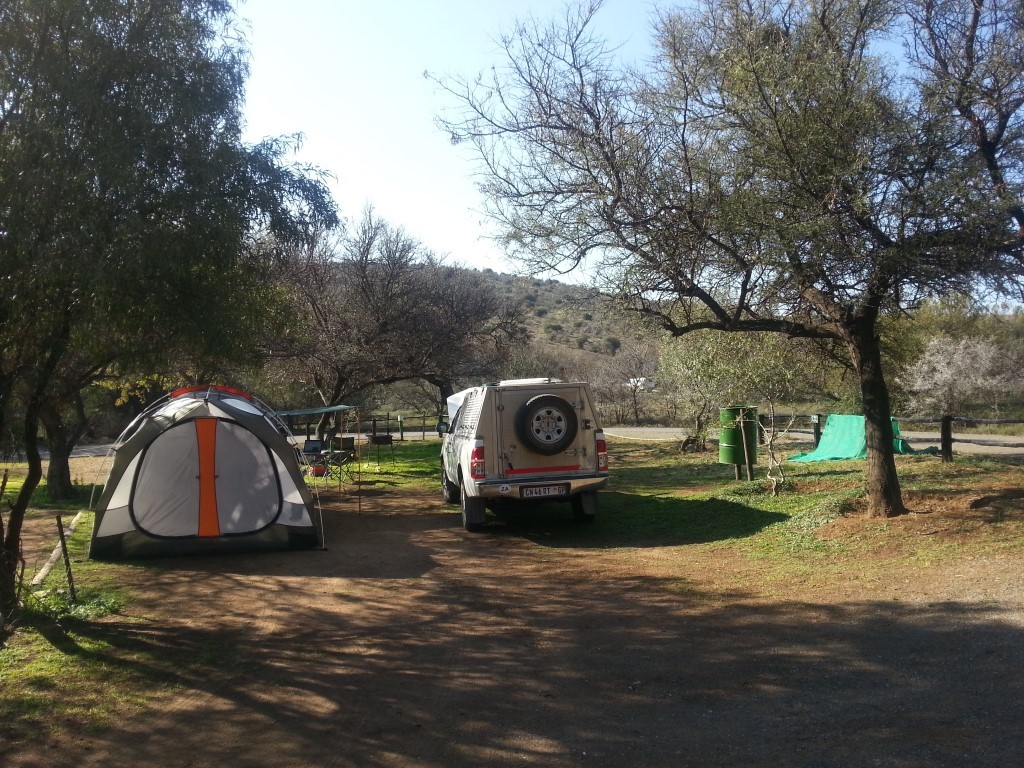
[658,330,819,437]
[440,0,1024,517]
[0,0,336,625]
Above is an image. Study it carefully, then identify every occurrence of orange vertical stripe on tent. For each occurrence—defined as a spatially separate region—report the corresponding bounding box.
[195,419,221,537]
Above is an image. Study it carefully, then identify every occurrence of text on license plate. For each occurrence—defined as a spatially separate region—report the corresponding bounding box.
[521,485,567,499]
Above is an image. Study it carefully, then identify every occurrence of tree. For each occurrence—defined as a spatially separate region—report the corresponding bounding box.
[904,334,1023,416]
[658,330,821,442]
[0,0,337,625]
[276,209,528,431]
[416,257,530,400]
[39,357,103,500]
[439,0,1024,517]
[384,380,450,420]
[608,337,659,425]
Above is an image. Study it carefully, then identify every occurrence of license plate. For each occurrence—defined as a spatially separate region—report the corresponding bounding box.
[521,485,567,499]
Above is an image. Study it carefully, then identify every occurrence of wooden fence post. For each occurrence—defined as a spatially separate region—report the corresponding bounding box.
[940,415,953,462]
[55,514,77,604]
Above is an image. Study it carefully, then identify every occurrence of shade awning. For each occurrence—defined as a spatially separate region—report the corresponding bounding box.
[274,404,356,417]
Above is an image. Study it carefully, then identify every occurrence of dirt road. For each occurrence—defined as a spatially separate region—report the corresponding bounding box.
[9,478,1024,768]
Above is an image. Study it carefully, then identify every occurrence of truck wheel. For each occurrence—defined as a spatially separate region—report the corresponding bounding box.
[515,394,578,455]
[571,492,598,522]
[441,466,459,504]
[461,484,487,532]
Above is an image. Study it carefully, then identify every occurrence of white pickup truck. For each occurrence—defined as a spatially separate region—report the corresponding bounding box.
[439,378,609,531]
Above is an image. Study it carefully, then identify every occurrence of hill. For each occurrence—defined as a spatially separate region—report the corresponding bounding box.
[477,268,639,356]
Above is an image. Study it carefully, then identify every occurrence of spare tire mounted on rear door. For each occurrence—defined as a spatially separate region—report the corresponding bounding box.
[515,394,579,455]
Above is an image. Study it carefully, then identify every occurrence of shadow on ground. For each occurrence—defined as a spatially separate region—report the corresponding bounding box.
[5,494,1024,768]
[484,491,788,548]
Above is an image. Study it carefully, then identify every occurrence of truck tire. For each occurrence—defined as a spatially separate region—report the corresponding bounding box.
[441,466,459,504]
[461,484,487,531]
[515,394,578,455]
[571,491,598,522]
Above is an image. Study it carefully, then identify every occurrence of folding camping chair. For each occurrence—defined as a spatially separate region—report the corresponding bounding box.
[301,439,330,483]
[324,436,357,484]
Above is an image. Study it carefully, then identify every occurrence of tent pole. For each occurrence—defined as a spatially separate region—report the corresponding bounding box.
[357,409,362,516]
[316,498,327,551]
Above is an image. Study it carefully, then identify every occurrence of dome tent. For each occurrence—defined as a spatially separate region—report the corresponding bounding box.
[90,385,319,560]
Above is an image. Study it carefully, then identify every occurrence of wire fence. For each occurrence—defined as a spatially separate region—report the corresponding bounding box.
[297,409,1024,462]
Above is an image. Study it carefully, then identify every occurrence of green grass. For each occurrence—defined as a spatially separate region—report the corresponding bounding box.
[1,497,150,746]
[348,438,443,489]
[18,508,130,623]
[486,440,1024,583]
[485,441,862,551]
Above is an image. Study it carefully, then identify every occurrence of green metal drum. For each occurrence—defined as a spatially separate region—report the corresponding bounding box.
[719,406,758,466]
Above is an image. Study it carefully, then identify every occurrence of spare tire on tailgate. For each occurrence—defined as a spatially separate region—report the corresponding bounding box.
[515,394,578,455]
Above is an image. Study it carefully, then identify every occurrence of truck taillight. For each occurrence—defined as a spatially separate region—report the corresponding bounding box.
[596,433,608,471]
[470,444,486,479]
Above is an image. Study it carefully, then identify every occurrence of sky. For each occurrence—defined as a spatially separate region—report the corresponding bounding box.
[238,0,658,274]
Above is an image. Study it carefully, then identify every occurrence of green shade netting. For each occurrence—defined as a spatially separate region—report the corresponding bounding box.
[789,414,937,462]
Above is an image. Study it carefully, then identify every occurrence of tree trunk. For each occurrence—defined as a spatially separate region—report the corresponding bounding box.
[1,410,44,625]
[45,444,75,500]
[435,380,455,403]
[316,413,332,442]
[845,316,906,518]
[426,378,456,414]
[40,413,76,502]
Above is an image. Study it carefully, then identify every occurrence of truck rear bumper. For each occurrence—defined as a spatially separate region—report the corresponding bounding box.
[472,474,608,500]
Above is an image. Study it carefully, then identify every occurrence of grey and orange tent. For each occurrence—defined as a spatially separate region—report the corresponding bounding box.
[89,385,320,560]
